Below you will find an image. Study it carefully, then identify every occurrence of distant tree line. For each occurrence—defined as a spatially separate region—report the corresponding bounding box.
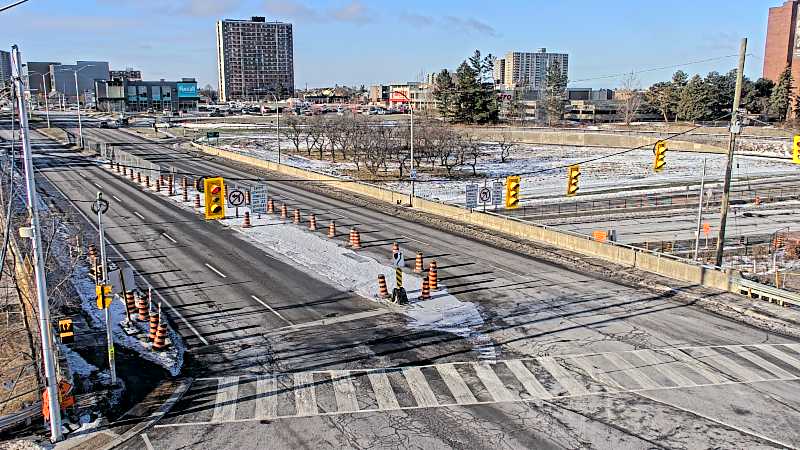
[644,69,778,123]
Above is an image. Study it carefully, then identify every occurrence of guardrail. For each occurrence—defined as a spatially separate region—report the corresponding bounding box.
[734,278,800,307]
[0,403,40,433]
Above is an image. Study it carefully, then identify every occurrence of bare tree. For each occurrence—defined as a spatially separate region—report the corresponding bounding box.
[463,134,484,176]
[617,72,643,126]
[281,116,306,153]
[496,132,516,163]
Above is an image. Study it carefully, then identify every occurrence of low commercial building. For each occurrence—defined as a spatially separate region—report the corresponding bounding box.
[49,61,110,103]
[95,78,199,112]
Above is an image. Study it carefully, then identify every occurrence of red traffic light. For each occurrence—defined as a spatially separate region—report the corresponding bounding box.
[210,185,221,194]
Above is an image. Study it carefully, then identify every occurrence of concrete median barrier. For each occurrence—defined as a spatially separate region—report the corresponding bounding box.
[191,141,734,292]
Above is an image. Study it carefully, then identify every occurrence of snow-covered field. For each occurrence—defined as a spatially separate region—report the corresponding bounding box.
[210,132,799,207]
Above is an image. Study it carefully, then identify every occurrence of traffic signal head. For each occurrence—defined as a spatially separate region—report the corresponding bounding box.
[204,177,226,219]
[653,140,667,172]
[566,164,580,197]
[505,175,520,209]
[793,135,800,164]
[95,284,112,309]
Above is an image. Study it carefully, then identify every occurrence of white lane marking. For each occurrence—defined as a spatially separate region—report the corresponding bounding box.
[367,371,400,410]
[570,355,624,390]
[293,372,317,417]
[660,348,729,385]
[504,360,551,399]
[402,235,432,247]
[276,309,386,331]
[93,182,102,189]
[473,362,516,402]
[330,371,359,413]
[211,376,239,423]
[403,367,439,407]
[140,433,154,450]
[436,364,477,404]
[636,350,698,387]
[729,346,794,379]
[539,356,589,396]
[162,232,177,244]
[112,195,122,202]
[133,211,145,220]
[250,295,292,326]
[488,264,527,277]
[254,376,277,420]
[42,172,209,345]
[205,263,227,278]
[694,348,764,383]
[603,352,662,390]
[759,345,800,370]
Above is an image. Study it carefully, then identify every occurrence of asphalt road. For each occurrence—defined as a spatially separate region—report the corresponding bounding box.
[12,112,800,449]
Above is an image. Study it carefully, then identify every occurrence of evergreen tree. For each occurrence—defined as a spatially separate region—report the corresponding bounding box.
[770,65,793,122]
[676,74,709,123]
[454,61,481,123]
[432,69,456,121]
[669,70,689,121]
[645,81,674,122]
[544,61,567,125]
[704,71,736,120]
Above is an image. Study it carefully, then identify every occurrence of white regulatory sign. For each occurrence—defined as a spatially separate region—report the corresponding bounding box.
[251,183,268,214]
[492,181,503,206]
[465,184,478,209]
[478,187,491,204]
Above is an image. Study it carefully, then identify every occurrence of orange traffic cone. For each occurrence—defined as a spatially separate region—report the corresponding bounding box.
[153,320,168,351]
[137,172,142,184]
[428,260,438,290]
[377,274,389,298]
[243,211,252,228]
[136,295,148,322]
[308,213,317,231]
[280,204,288,219]
[328,221,336,238]
[145,175,151,188]
[148,312,159,342]
[194,193,201,208]
[414,251,424,273]
[391,242,399,258]
[156,178,162,192]
[351,228,361,249]
[267,198,274,214]
[420,278,431,300]
[293,208,301,224]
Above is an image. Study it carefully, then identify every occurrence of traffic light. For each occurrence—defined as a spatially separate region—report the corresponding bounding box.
[653,140,667,172]
[204,177,225,220]
[566,164,580,197]
[504,175,520,209]
[95,284,112,309]
[793,135,800,164]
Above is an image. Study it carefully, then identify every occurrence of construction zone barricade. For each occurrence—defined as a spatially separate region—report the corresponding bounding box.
[428,260,438,291]
[414,251,424,273]
[308,213,317,231]
[377,274,389,298]
[328,221,336,238]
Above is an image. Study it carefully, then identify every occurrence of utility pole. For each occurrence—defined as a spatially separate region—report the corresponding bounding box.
[693,158,707,261]
[714,37,747,267]
[11,45,63,443]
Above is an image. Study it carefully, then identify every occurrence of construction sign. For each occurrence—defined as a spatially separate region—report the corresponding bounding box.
[592,230,608,242]
[42,380,75,421]
[58,319,74,344]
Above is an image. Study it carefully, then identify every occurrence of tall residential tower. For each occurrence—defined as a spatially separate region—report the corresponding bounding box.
[215,16,294,102]
[501,49,569,89]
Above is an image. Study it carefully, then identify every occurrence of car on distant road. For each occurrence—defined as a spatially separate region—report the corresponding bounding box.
[98,120,118,129]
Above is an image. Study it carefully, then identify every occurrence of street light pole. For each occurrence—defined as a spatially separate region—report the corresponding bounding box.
[73,71,82,147]
[269,93,280,164]
[11,44,63,443]
[29,72,51,128]
[392,90,414,206]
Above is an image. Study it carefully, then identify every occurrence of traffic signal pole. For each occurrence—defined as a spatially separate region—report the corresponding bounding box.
[714,38,747,267]
[10,45,63,442]
[95,192,117,385]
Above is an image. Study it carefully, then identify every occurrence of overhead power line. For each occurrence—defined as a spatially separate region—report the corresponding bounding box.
[568,54,744,84]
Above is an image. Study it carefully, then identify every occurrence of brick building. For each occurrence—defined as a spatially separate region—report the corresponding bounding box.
[764,0,800,95]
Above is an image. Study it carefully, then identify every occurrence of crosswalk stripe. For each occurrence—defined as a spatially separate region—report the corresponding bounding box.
[254,376,277,420]
[696,348,764,382]
[403,367,439,407]
[570,356,624,390]
[436,364,478,404]
[330,371,359,413]
[504,360,551,399]
[211,376,239,423]
[660,348,729,385]
[539,357,589,396]
[636,350,698,387]
[759,345,800,371]
[293,372,318,416]
[473,363,516,402]
[603,352,662,390]
[730,347,794,379]
[367,371,400,410]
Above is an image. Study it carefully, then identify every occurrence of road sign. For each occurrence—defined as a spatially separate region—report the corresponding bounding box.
[58,319,74,344]
[108,267,135,294]
[703,222,711,235]
[228,189,245,207]
[410,169,417,180]
[207,131,220,139]
[392,251,405,268]
[592,230,608,242]
[465,183,478,209]
[478,187,491,204]
[91,197,109,215]
[251,183,268,214]
[492,181,503,206]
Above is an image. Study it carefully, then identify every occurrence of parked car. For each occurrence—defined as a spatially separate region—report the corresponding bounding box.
[98,120,118,129]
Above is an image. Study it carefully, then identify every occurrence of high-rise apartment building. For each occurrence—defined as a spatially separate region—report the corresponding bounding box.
[493,57,505,85]
[49,61,110,102]
[501,49,568,89]
[0,50,11,89]
[764,0,800,97]
[216,16,294,102]
[25,61,59,95]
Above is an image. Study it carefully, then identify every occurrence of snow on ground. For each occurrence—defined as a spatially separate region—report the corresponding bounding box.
[207,132,799,208]
[120,169,497,359]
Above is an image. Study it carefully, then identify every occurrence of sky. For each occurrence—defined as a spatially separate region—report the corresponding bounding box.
[0,0,776,90]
